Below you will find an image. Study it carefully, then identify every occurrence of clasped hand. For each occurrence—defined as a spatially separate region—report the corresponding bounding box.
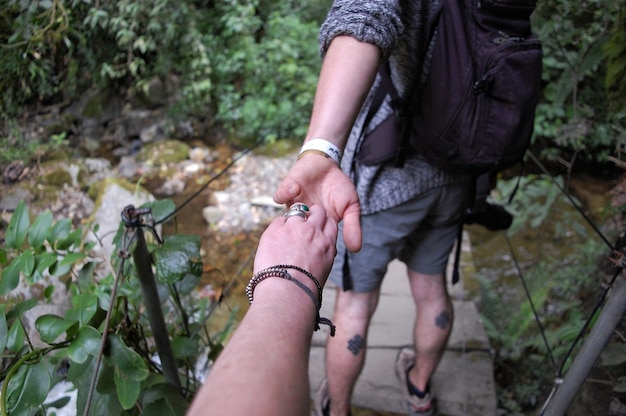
[273,155,362,252]
[254,204,339,286]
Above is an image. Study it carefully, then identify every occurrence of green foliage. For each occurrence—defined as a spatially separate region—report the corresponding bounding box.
[0,0,70,114]
[604,9,626,113]
[0,201,228,415]
[491,175,563,236]
[532,0,625,165]
[1,0,325,146]
[207,2,321,144]
[478,176,610,412]
[0,125,70,168]
[3,0,626,163]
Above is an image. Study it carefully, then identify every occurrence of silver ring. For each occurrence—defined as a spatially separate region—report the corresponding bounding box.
[284,203,310,220]
[285,210,306,219]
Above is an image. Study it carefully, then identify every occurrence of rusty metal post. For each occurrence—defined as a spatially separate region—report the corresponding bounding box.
[131,226,182,391]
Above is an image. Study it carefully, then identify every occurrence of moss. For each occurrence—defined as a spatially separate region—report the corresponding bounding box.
[81,90,113,119]
[136,139,191,165]
[88,176,140,203]
[76,169,87,188]
[255,139,299,158]
[43,146,72,164]
[43,168,73,187]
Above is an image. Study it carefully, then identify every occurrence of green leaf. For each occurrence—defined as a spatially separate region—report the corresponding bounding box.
[68,357,123,416]
[0,305,8,353]
[175,273,202,296]
[6,298,38,320]
[60,252,87,266]
[28,210,53,249]
[0,259,22,295]
[105,335,149,382]
[170,336,198,359]
[141,383,189,416]
[77,261,98,291]
[600,343,626,367]
[7,320,25,353]
[6,360,51,414]
[95,281,113,311]
[46,396,72,410]
[152,235,202,284]
[35,314,72,344]
[35,251,58,276]
[141,199,176,224]
[615,376,626,393]
[18,249,35,278]
[114,375,141,410]
[65,320,80,340]
[50,257,73,277]
[43,284,55,300]
[65,292,99,326]
[57,228,83,251]
[67,326,101,364]
[6,201,29,249]
[95,360,118,395]
[48,218,71,246]
[0,248,8,265]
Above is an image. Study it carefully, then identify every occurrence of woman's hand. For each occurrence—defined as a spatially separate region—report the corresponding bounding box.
[254,204,338,286]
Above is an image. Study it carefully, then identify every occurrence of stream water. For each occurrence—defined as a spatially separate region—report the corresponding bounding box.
[467,173,616,308]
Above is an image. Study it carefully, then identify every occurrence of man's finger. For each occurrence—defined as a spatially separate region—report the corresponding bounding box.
[341,210,362,252]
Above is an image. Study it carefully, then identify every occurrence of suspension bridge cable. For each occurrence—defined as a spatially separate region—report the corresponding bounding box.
[526,150,621,374]
[527,151,615,251]
[522,151,625,413]
[155,138,265,226]
[540,267,625,416]
[555,267,622,378]
[504,233,558,370]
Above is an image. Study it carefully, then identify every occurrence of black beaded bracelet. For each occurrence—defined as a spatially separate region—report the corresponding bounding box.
[246,265,335,336]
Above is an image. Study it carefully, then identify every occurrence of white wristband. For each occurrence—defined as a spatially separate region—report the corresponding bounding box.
[299,138,342,165]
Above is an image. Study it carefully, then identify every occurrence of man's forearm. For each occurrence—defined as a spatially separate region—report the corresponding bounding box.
[305,35,381,151]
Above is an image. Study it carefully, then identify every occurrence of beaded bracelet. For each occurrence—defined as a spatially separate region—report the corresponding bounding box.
[246,265,336,336]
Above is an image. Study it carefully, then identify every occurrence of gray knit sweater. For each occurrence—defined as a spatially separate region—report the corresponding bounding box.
[319,0,469,215]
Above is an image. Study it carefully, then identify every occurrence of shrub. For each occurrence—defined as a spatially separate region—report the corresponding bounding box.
[0,200,228,415]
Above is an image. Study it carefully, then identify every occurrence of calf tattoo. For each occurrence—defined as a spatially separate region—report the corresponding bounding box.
[347,334,365,356]
[435,310,451,330]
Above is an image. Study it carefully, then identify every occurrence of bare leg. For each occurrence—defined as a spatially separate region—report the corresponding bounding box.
[407,268,453,392]
[325,288,380,416]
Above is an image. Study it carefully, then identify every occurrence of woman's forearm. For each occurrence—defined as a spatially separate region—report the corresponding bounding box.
[187,276,318,415]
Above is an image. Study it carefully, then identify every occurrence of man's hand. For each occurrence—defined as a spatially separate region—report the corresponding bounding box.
[274,155,362,252]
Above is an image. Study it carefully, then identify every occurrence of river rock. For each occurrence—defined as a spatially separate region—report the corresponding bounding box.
[136,139,191,166]
[155,177,186,196]
[87,177,156,261]
[205,151,296,231]
[0,187,32,211]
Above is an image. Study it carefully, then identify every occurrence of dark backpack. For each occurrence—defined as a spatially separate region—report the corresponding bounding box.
[411,0,543,175]
[357,0,543,174]
[354,0,543,283]
[357,0,543,211]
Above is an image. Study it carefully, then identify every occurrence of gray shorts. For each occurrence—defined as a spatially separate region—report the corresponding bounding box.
[329,183,469,292]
